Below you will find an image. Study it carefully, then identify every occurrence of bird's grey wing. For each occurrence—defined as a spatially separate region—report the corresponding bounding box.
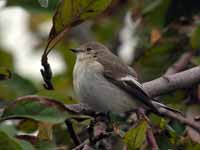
[96,50,159,113]
[105,74,160,114]
[96,47,138,79]
[96,47,182,115]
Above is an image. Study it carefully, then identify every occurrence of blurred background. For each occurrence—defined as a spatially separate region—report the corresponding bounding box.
[1,0,200,105]
[0,0,200,106]
[1,0,200,149]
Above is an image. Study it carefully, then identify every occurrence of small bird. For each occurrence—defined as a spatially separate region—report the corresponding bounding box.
[70,42,180,115]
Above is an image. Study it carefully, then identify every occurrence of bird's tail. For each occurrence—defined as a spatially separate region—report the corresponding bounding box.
[152,100,184,116]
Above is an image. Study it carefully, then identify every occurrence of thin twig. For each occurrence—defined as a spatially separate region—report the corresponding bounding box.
[72,133,111,150]
[72,140,89,150]
[64,105,200,134]
[65,119,81,146]
[88,120,95,143]
[159,108,200,133]
[147,128,159,150]
[143,66,200,97]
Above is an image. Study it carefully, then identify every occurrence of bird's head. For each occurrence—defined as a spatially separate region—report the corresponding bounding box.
[69,42,109,61]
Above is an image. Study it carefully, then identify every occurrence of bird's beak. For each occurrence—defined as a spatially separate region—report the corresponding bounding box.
[69,48,85,53]
[69,48,79,53]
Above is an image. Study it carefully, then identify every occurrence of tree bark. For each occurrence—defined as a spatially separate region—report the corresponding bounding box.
[143,66,200,97]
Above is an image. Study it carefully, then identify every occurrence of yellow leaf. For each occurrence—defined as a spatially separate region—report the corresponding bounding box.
[150,28,161,44]
[124,120,148,150]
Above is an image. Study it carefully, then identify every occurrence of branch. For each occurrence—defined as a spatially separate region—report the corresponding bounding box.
[143,66,200,97]
[65,119,81,146]
[14,65,200,135]
[65,66,200,115]
[147,128,159,150]
[65,104,200,134]
[72,119,111,150]
[159,108,200,133]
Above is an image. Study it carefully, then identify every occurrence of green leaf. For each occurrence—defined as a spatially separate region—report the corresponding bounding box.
[0,129,34,150]
[0,123,17,137]
[191,56,200,65]
[136,42,177,81]
[17,120,38,134]
[124,120,148,150]
[190,25,200,49]
[38,122,53,141]
[143,0,171,27]
[46,0,112,50]
[34,140,55,150]
[0,49,14,70]
[170,120,185,136]
[0,74,37,100]
[18,140,35,150]
[142,0,162,15]
[1,96,71,124]
[53,125,73,148]
[156,132,173,150]
[0,68,11,81]
[41,0,112,89]
[149,113,167,129]
[52,0,112,36]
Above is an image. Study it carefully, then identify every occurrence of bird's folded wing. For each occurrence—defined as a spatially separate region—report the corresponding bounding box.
[104,73,159,113]
[96,48,158,112]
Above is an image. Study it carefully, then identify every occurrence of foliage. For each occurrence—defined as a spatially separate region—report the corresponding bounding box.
[0,0,200,149]
[124,119,148,150]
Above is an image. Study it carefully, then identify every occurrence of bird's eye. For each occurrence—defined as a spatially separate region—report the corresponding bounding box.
[86,47,92,51]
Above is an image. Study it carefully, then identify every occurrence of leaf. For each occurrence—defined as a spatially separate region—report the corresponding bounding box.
[150,28,162,44]
[0,123,17,137]
[190,25,200,49]
[142,0,163,15]
[51,0,112,37]
[0,73,37,100]
[143,0,171,27]
[149,113,167,129]
[34,140,55,150]
[41,0,112,89]
[0,129,34,150]
[1,96,71,124]
[17,119,38,134]
[124,120,148,150]
[38,122,53,141]
[170,120,185,136]
[0,49,13,70]
[53,125,73,148]
[18,140,35,150]
[191,56,200,65]
[156,132,173,150]
[46,0,112,49]
[0,68,11,81]
[136,42,177,81]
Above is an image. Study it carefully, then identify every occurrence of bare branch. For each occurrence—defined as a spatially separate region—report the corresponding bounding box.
[65,119,81,146]
[11,65,200,143]
[143,66,200,97]
[159,108,200,133]
[147,128,159,150]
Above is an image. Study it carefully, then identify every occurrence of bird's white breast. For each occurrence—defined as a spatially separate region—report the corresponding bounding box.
[73,60,137,113]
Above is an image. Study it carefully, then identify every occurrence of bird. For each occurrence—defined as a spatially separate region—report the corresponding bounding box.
[70,42,181,115]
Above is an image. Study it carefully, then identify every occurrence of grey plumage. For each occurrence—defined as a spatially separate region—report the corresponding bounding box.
[71,42,181,114]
